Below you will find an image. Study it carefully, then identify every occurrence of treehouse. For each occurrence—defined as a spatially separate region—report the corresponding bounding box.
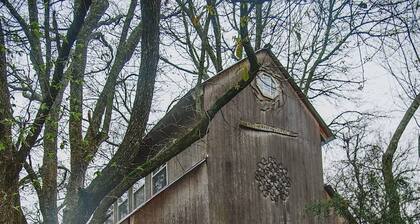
[105,49,336,224]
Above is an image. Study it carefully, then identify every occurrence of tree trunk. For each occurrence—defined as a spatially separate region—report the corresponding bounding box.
[65,0,162,223]
[0,19,27,224]
[0,171,27,224]
[255,3,263,50]
[60,2,109,223]
[39,100,64,224]
[381,93,420,223]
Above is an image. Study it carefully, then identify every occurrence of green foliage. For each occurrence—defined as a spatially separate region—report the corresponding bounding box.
[305,200,333,218]
[206,4,215,16]
[0,44,5,53]
[111,162,117,168]
[51,81,64,90]
[44,132,56,141]
[0,141,6,152]
[46,151,55,159]
[40,103,48,110]
[30,22,42,39]
[94,170,102,177]
[239,15,248,28]
[1,118,15,126]
[84,153,94,162]
[69,111,82,121]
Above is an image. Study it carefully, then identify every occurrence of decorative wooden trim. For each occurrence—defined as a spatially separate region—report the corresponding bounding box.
[255,156,291,203]
[250,70,286,111]
[239,121,298,138]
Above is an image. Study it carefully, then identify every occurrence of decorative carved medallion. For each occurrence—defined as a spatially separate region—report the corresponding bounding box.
[255,156,291,202]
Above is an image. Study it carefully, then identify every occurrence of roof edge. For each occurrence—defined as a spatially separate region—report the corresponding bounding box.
[260,48,335,143]
[200,48,334,144]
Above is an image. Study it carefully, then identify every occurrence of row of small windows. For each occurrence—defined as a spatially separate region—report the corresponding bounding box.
[105,163,168,224]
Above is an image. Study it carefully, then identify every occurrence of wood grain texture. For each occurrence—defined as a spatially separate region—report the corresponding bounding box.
[122,163,209,224]
[204,52,326,224]
[123,51,337,224]
[120,139,207,224]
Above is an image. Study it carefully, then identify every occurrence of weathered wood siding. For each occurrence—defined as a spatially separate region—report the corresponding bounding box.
[122,51,332,224]
[142,139,207,201]
[204,52,325,224]
[120,139,207,224]
[121,162,209,224]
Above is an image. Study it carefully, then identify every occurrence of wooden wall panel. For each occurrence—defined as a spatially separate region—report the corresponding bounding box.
[204,53,325,224]
[126,163,209,224]
[123,51,331,224]
[168,139,207,183]
[142,139,207,202]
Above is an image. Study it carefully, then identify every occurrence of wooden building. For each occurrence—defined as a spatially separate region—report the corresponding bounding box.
[106,49,336,224]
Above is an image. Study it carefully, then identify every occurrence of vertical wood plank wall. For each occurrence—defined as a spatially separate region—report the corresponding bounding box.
[204,52,326,224]
[120,139,208,224]
[123,164,209,224]
[123,51,335,224]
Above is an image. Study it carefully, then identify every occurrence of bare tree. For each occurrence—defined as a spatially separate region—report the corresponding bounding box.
[322,1,420,222]
[0,0,261,223]
[0,0,418,223]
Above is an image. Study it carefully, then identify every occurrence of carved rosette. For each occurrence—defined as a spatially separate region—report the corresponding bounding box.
[255,156,291,203]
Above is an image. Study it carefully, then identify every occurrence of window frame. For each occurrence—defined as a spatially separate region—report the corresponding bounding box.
[256,72,280,99]
[117,196,128,221]
[104,205,114,224]
[133,177,146,208]
[151,163,168,195]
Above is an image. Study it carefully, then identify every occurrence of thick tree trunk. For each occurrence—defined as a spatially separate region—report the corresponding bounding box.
[65,0,162,223]
[0,171,27,224]
[62,2,109,224]
[86,4,260,222]
[255,3,263,50]
[39,102,64,224]
[0,20,27,224]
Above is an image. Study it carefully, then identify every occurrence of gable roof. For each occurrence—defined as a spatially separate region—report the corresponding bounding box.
[137,49,334,170]
[201,48,334,144]
[263,49,334,144]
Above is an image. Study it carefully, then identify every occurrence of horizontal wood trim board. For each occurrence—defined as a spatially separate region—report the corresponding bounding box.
[239,121,298,138]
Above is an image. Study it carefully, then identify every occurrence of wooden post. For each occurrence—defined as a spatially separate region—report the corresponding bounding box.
[113,201,118,223]
[128,187,134,212]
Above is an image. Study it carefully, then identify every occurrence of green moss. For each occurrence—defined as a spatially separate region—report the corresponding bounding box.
[241,67,249,81]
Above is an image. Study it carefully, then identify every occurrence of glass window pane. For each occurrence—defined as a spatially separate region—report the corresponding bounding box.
[153,164,166,175]
[256,73,279,99]
[152,167,167,194]
[133,178,145,192]
[118,200,128,220]
[134,185,145,207]
[105,205,114,224]
[104,212,113,224]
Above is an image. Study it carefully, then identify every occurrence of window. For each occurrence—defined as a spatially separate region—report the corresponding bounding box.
[256,73,280,99]
[152,163,167,195]
[133,178,145,207]
[117,193,128,220]
[104,206,114,224]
